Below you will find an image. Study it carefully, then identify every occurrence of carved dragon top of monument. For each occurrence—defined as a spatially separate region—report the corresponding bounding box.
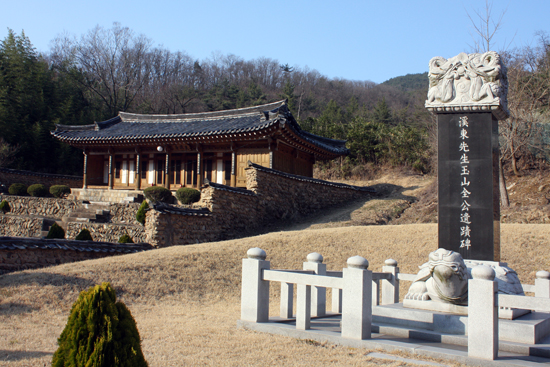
[425,51,509,120]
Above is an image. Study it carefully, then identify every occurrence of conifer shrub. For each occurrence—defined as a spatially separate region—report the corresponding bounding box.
[75,228,93,241]
[27,183,49,197]
[118,233,134,243]
[50,185,71,198]
[52,282,148,367]
[176,187,201,205]
[143,186,172,203]
[136,201,149,225]
[0,200,10,214]
[46,222,65,239]
[8,183,27,196]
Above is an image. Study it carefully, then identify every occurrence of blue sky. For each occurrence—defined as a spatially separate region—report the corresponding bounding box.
[2,0,549,84]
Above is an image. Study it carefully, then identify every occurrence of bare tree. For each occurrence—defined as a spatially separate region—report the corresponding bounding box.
[0,138,19,167]
[51,23,154,116]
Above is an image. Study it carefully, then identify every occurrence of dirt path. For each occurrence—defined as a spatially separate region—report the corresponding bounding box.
[286,173,434,230]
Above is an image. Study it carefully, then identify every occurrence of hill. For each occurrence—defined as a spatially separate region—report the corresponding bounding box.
[1,221,549,366]
[381,72,429,91]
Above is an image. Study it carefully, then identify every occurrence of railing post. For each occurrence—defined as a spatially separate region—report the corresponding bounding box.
[535,270,550,298]
[296,283,311,330]
[303,252,326,317]
[280,282,293,319]
[381,259,399,305]
[468,265,498,360]
[342,256,372,340]
[332,288,342,313]
[241,248,270,322]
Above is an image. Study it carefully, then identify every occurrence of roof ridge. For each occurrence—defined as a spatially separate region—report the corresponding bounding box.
[119,100,287,123]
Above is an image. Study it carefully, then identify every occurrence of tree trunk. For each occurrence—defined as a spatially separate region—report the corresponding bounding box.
[499,158,510,207]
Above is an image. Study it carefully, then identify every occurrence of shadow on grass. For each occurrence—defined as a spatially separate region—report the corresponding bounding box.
[0,302,39,315]
[0,349,52,362]
[370,183,420,202]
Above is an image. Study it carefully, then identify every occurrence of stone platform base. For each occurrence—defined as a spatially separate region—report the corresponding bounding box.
[403,299,531,320]
[374,303,550,345]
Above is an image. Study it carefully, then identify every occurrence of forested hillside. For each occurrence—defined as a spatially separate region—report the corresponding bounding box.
[0,24,549,178]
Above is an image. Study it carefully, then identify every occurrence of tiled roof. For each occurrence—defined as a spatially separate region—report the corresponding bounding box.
[151,204,212,216]
[247,162,376,193]
[0,237,152,253]
[51,101,349,158]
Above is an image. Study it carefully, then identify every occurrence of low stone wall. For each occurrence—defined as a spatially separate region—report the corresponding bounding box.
[145,163,373,247]
[0,216,43,237]
[0,194,78,218]
[109,203,142,225]
[0,167,82,188]
[66,222,146,243]
[0,237,152,274]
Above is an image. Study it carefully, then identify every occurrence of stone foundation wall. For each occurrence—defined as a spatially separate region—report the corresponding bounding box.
[109,203,142,225]
[0,216,43,237]
[0,167,82,188]
[66,222,146,243]
[0,237,152,274]
[0,194,78,218]
[146,164,372,247]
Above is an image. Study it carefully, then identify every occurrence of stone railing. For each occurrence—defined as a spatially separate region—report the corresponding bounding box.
[0,236,152,274]
[145,163,373,247]
[239,248,397,340]
[0,167,82,188]
[468,268,550,360]
[239,249,550,361]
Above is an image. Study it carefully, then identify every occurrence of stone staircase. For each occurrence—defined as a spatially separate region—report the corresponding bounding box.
[62,202,111,224]
[69,189,144,204]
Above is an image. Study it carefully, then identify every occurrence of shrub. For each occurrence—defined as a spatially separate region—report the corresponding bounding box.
[52,282,148,367]
[50,185,71,198]
[136,201,149,225]
[176,187,201,205]
[27,184,49,197]
[46,222,65,239]
[0,200,10,214]
[118,234,134,244]
[143,186,172,204]
[75,228,93,241]
[8,183,27,196]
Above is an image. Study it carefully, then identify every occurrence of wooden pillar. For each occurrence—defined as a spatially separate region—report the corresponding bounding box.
[82,151,88,189]
[197,148,203,188]
[108,153,114,190]
[164,151,170,189]
[230,151,236,187]
[135,152,141,190]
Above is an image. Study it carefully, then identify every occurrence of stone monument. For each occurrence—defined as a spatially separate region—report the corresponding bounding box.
[425,51,508,261]
[406,55,526,316]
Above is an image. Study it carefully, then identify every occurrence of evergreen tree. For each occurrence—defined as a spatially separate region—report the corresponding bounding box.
[52,282,148,367]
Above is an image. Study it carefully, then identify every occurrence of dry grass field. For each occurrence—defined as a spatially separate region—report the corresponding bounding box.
[1,170,549,366]
[1,222,550,367]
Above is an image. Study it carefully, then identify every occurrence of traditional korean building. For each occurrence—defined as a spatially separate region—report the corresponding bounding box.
[51,100,348,190]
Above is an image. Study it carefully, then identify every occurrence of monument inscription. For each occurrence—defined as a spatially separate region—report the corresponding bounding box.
[437,112,500,260]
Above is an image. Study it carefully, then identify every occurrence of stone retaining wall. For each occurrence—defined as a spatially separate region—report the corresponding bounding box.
[109,203,142,225]
[146,163,373,247]
[0,237,152,274]
[0,194,78,218]
[0,216,43,237]
[66,222,146,243]
[0,167,82,188]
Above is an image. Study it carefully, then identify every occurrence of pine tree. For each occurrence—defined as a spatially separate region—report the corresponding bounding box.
[52,282,148,367]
